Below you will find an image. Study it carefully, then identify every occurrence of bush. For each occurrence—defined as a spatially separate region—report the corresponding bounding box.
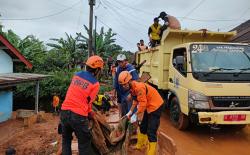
[99,84,113,94]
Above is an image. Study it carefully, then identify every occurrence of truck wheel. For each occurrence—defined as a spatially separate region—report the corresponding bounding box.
[169,97,189,130]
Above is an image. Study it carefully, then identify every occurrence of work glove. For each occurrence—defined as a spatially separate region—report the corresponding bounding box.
[88,111,96,120]
[125,110,133,119]
[120,110,132,120]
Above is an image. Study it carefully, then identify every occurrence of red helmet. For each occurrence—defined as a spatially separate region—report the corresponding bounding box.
[86,55,104,69]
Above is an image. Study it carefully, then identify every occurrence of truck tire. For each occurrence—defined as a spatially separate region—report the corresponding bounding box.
[169,97,189,130]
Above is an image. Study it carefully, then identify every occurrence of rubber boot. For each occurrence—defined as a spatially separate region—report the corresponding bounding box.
[134,133,148,150]
[141,134,148,146]
[147,142,157,155]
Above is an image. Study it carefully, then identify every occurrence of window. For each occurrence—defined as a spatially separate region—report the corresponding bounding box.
[172,48,187,76]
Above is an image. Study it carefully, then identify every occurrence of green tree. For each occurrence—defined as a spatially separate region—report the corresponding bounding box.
[47,33,87,70]
[77,26,123,61]
[1,25,134,111]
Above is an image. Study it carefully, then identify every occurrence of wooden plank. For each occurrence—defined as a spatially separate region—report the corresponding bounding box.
[0,73,49,86]
[157,131,177,155]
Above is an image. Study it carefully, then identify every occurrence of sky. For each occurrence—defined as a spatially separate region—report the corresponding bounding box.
[0,0,250,52]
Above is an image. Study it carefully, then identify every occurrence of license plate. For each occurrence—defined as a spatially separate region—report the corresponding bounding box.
[224,114,246,121]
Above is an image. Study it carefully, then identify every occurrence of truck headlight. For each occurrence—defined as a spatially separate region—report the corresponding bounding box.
[188,90,210,109]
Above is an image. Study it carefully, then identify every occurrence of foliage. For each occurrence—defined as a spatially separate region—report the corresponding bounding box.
[1,24,134,111]
[99,84,113,95]
[77,25,123,61]
[47,33,87,70]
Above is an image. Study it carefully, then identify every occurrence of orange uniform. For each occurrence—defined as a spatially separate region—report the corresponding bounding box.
[61,71,99,116]
[52,95,60,107]
[130,81,163,113]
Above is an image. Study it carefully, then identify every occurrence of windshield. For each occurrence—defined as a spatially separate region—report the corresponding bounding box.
[190,44,250,72]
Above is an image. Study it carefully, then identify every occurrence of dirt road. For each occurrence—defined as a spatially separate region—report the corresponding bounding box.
[159,112,250,155]
[1,111,250,155]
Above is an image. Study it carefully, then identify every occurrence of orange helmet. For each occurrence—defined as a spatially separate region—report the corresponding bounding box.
[118,71,132,85]
[86,55,104,69]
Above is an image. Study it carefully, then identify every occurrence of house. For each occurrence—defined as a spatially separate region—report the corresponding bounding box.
[230,19,250,43]
[0,34,47,123]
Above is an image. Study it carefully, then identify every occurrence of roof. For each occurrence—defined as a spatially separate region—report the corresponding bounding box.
[230,20,250,43]
[0,73,49,88]
[0,34,33,69]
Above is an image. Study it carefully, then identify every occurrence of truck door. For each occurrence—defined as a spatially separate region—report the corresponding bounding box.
[169,48,189,115]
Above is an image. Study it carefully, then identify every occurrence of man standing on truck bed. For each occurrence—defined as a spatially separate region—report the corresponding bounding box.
[158,11,181,38]
[119,71,164,155]
[114,54,139,116]
[60,55,104,155]
[148,17,162,47]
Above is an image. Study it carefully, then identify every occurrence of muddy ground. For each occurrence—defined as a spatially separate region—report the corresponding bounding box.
[159,112,250,155]
[0,114,60,155]
[0,112,250,155]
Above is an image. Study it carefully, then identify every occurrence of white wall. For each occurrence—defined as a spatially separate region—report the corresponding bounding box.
[0,49,13,73]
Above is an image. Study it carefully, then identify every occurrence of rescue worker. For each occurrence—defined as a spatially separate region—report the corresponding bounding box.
[60,55,104,155]
[52,95,60,113]
[114,54,139,116]
[118,71,164,155]
[148,17,162,47]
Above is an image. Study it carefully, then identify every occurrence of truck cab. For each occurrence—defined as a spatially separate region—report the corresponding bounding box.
[136,29,250,130]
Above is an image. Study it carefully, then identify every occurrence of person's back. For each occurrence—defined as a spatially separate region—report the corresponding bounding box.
[52,95,60,113]
[130,81,163,113]
[62,71,99,116]
[60,55,104,155]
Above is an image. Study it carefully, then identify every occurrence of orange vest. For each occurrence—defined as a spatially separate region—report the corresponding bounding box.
[61,71,100,116]
[130,81,163,113]
[52,96,60,107]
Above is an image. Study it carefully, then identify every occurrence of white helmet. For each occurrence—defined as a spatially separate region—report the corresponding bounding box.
[117,54,126,61]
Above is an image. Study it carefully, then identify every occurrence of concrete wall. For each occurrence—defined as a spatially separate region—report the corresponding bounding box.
[0,49,14,122]
[0,49,13,73]
[0,91,13,122]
